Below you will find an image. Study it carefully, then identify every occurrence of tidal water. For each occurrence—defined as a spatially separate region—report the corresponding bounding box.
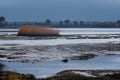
[2,55,120,78]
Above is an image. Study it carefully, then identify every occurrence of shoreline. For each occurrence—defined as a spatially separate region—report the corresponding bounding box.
[40,70,120,80]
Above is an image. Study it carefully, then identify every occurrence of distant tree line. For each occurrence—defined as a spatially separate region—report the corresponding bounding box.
[0,16,120,28]
[0,16,18,28]
[0,16,5,27]
[34,19,120,28]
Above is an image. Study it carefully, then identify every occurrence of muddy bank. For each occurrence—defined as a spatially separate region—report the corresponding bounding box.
[0,43,120,62]
[0,71,36,80]
[0,62,36,80]
[1,70,120,80]
[41,70,120,80]
[0,70,120,80]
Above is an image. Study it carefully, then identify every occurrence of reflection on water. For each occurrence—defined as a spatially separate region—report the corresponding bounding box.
[2,55,120,78]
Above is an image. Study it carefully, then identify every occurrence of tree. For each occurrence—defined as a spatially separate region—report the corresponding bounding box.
[117,20,120,23]
[79,21,84,27]
[59,21,63,26]
[80,21,84,25]
[0,16,5,27]
[64,19,70,26]
[0,16,5,23]
[116,20,120,27]
[45,19,51,26]
[73,21,78,27]
[117,20,120,25]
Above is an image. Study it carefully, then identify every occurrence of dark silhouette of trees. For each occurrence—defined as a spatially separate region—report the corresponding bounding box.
[0,16,5,23]
[64,19,70,26]
[115,20,120,28]
[73,21,78,26]
[0,16,5,27]
[59,21,63,26]
[14,22,17,26]
[80,21,84,25]
[117,20,120,24]
[45,19,51,26]
[79,21,84,27]
[0,17,119,28]
[117,20,120,25]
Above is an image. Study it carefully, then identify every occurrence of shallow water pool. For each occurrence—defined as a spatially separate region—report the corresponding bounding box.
[2,55,120,78]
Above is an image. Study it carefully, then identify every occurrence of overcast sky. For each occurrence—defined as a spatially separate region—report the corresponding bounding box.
[0,0,120,21]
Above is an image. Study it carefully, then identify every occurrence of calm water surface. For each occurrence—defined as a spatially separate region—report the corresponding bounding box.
[2,55,120,78]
